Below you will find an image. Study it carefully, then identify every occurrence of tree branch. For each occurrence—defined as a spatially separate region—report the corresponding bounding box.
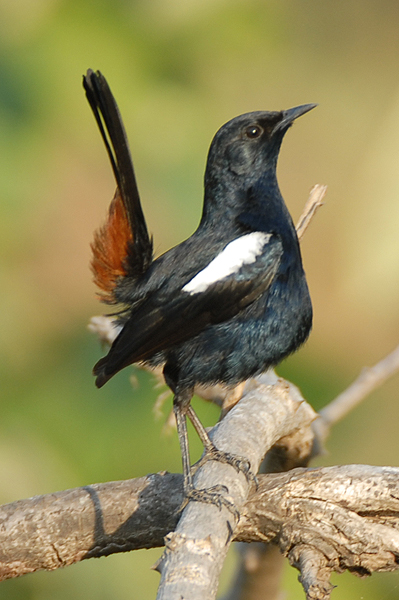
[154,373,316,600]
[0,375,315,586]
[2,359,399,600]
[315,342,399,442]
[295,184,327,241]
[3,465,399,600]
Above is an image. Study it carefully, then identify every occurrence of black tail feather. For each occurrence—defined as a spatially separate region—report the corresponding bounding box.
[84,69,153,278]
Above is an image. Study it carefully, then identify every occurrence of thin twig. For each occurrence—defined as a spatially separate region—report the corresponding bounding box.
[295,184,327,240]
[315,342,399,442]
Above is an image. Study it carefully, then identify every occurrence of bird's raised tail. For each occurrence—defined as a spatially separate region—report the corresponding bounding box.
[84,69,153,303]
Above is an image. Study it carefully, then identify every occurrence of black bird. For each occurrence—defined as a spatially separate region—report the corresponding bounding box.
[84,69,314,504]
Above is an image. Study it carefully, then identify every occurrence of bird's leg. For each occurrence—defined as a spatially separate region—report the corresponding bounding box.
[173,390,238,516]
[187,405,257,486]
[172,390,194,493]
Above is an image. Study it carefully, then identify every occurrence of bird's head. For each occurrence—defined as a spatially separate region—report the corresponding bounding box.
[205,104,316,184]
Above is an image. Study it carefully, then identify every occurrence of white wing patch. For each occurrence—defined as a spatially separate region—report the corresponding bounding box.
[182,232,272,295]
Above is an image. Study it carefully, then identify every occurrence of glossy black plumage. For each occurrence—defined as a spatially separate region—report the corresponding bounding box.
[84,69,314,501]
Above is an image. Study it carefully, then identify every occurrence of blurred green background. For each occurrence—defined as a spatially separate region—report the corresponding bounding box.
[1,0,399,598]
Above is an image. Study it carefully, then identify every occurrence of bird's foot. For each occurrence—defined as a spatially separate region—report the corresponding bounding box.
[192,445,258,488]
[180,484,239,520]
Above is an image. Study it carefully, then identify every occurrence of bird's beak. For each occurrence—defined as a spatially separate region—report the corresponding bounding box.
[273,103,317,134]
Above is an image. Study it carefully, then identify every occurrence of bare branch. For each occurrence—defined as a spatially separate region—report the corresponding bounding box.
[315,342,399,442]
[295,184,327,240]
[0,473,181,581]
[154,374,316,600]
[241,464,399,600]
[290,546,333,600]
[3,465,399,600]
[0,377,315,589]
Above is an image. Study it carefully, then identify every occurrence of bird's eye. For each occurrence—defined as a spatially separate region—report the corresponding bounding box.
[245,125,263,139]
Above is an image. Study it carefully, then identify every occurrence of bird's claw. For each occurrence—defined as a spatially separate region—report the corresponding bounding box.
[179,484,239,521]
[192,446,258,488]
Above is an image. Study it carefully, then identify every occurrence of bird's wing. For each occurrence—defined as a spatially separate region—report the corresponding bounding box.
[84,69,153,302]
[94,233,283,386]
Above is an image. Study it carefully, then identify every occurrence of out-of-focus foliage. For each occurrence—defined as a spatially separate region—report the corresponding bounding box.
[0,1,398,598]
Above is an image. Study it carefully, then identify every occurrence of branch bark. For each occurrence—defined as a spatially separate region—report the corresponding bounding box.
[154,373,316,600]
[3,465,399,597]
[0,374,316,588]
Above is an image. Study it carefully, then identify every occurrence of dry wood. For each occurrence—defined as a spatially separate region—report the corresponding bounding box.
[3,465,399,599]
[315,342,399,441]
[0,375,315,588]
[295,184,327,240]
[154,374,316,600]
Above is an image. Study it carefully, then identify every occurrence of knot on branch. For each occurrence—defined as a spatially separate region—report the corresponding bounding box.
[288,544,335,600]
[237,465,399,599]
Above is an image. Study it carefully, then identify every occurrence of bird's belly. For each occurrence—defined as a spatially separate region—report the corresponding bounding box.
[158,279,312,388]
